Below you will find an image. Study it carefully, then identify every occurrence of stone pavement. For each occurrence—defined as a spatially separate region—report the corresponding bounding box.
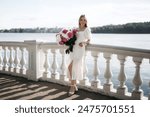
[0,74,118,100]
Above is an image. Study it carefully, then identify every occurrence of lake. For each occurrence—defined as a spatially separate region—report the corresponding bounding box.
[0,33,150,96]
[0,33,150,49]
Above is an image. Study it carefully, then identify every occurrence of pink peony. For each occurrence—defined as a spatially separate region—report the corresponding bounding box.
[62,29,68,34]
[67,32,73,38]
[62,38,67,43]
[72,29,78,35]
[59,41,64,45]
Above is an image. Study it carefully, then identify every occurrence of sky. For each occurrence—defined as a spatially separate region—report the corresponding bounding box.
[0,0,150,29]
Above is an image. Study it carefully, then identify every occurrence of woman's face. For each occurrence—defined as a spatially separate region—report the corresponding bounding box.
[79,16,87,28]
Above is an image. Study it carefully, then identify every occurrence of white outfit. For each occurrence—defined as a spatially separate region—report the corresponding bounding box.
[67,27,92,80]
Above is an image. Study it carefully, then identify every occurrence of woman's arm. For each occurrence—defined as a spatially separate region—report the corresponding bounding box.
[79,27,91,47]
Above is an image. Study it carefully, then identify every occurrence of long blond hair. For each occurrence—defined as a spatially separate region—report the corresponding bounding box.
[79,15,87,28]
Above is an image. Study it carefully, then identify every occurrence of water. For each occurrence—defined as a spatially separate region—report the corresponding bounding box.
[0,33,150,49]
[0,33,150,96]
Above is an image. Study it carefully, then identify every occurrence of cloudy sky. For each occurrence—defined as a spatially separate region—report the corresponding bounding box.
[0,0,150,29]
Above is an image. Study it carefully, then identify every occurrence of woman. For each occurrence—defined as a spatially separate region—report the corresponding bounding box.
[68,15,92,96]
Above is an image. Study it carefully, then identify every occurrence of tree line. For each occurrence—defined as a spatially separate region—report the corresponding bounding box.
[0,22,150,33]
[91,22,150,33]
[0,27,61,33]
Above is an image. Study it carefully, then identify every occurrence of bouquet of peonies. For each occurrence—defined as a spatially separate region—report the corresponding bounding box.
[56,28,77,54]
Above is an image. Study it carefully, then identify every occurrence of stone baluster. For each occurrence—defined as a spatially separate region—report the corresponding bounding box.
[59,48,67,81]
[9,47,14,72]
[20,47,26,75]
[103,53,113,92]
[117,55,128,96]
[43,49,50,79]
[132,57,143,99]
[91,51,100,89]
[0,47,3,71]
[80,51,89,86]
[14,47,20,74]
[51,49,58,79]
[149,81,150,100]
[3,46,8,71]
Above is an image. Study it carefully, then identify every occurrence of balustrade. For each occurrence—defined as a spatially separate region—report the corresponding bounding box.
[0,41,150,100]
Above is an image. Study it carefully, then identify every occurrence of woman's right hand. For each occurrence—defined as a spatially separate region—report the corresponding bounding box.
[79,42,83,47]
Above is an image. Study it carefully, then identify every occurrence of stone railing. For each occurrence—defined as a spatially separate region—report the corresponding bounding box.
[0,40,150,100]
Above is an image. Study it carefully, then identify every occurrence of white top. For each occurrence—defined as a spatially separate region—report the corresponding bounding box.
[67,27,92,80]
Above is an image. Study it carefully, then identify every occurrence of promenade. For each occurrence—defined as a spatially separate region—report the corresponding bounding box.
[0,74,117,100]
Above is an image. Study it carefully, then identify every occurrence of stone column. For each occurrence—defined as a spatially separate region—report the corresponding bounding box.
[91,51,100,89]
[132,57,143,99]
[148,82,150,100]
[3,46,8,71]
[20,47,27,75]
[80,51,89,86]
[43,49,50,79]
[59,48,67,81]
[103,53,113,93]
[117,55,128,96]
[0,47,3,71]
[14,47,20,74]
[24,40,42,81]
[51,49,58,79]
[8,47,14,72]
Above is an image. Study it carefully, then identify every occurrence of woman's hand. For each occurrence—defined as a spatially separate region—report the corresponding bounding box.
[79,42,83,47]
[79,39,90,47]
[86,39,90,45]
